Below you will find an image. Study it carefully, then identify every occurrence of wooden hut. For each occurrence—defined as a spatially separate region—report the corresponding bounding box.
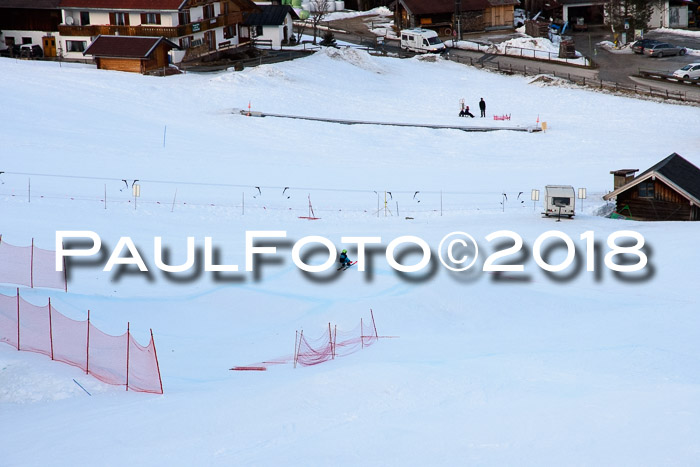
[83,35,178,74]
[603,153,700,221]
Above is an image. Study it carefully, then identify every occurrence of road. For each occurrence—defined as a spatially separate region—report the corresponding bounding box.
[327,16,700,101]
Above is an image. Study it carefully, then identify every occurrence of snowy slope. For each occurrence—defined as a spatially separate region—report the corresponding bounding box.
[1,49,700,466]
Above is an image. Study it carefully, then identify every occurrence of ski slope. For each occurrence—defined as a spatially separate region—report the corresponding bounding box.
[1,48,700,466]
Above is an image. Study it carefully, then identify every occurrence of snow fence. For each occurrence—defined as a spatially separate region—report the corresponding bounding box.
[232,310,382,371]
[0,237,67,291]
[0,289,163,394]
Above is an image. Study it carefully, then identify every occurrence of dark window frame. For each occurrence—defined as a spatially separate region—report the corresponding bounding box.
[638,181,655,198]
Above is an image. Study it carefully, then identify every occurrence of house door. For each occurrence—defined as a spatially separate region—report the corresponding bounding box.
[205,30,216,51]
[283,24,288,43]
[42,36,56,57]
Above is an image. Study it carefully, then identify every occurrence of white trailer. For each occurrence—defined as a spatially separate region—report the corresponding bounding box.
[399,28,446,53]
[543,185,575,218]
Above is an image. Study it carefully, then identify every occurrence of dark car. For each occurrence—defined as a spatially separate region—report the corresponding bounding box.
[631,39,661,54]
[0,44,43,58]
[643,42,687,57]
[19,44,44,58]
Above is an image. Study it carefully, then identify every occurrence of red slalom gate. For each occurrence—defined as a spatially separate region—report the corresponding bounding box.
[0,289,163,394]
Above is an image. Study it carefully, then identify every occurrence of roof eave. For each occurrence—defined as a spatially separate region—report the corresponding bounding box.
[602,171,700,206]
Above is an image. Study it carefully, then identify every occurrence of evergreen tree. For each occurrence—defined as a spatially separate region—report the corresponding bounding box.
[320,30,337,47]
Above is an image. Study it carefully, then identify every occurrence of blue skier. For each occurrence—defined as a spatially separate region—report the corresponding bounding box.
[339,249,352,269]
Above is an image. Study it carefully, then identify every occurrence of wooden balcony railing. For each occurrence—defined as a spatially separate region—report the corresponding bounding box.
[58,12,243,38]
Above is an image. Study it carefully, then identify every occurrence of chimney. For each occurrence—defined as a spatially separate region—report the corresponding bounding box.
[610,169,638,189]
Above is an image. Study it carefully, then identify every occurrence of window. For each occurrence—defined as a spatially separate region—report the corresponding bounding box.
[22,37,32,44]
[223,25,236,39]
[638,181,655,198]
[80,11,90,25]
[178,9,191,25]
[5,37,15,47]
[203,4,215,20]
[552,197,570,206]
[110,12,128,26]
[141,13,161,25]
[179,36,192,48]
[67,40,87,52]
[255,25,263,36]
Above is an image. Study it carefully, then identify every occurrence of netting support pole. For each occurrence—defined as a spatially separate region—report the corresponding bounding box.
[370,308,378,338]
[86,310,90,375]
[293,330,298,368]
[30,238,34,288]
[16,288,20,351]
[126,322,130,391]
[361,318,364,349]
[151,329,164,395]
[49,298,54,360]
[295,330,304,369]
[333,325,337,359]
[328,322,333,360]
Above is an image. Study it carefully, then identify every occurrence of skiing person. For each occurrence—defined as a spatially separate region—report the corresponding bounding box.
[464,105,475,118]
[339,249,352,268]
[479,98,486,118]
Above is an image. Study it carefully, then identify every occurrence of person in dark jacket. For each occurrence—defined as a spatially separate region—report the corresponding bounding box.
[339,249,352,267]
[464,105,475,118]
[479,98,486,117]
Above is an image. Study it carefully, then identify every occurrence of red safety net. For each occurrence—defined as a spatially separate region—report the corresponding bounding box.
[51,310,87,371]
[32,245,67,291]
[18,297,51,356]
[0,239,67,291]
[88,324,128,386]
[232,311,382,371]
[0,293,18,348]
[0,242,31,288]
[127,333,163,394]
[0,290,163,394]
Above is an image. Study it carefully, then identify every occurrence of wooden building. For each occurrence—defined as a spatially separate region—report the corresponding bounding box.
[395,0,518,36]
[0,0,62,57]
[243,5,298,48]
[603,153,700,221]
[83,35,178,73]
[58,0,259,62]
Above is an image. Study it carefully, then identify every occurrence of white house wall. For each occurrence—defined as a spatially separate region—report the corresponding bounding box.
[259,25,283,48]
[1,30,47,47]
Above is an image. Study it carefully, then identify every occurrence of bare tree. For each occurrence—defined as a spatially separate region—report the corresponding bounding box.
[605,0,660,38]
[310,0,331,45]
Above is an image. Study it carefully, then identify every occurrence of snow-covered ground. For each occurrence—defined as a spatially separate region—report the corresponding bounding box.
[450,36,590,65]
[1,48,700,465]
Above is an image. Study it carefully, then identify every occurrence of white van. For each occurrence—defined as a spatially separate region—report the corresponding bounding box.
[543,185,575,218]
[400,28,446,54]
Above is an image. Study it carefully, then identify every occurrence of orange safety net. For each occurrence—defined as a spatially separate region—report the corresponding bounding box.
[0,290,162,394]
[232,311,382,371]
[0,239,66,291]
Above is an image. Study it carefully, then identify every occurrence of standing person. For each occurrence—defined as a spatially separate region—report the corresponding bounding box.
[479,98,486,118]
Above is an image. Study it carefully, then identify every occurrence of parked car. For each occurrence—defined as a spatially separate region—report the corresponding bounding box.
[643,43,687,57]
[631,38,661,54]
[672,63,700,79]
[399,28,446,54]
[19,44,43,58]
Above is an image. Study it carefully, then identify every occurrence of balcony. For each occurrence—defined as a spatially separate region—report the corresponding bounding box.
[58,12,243,38]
